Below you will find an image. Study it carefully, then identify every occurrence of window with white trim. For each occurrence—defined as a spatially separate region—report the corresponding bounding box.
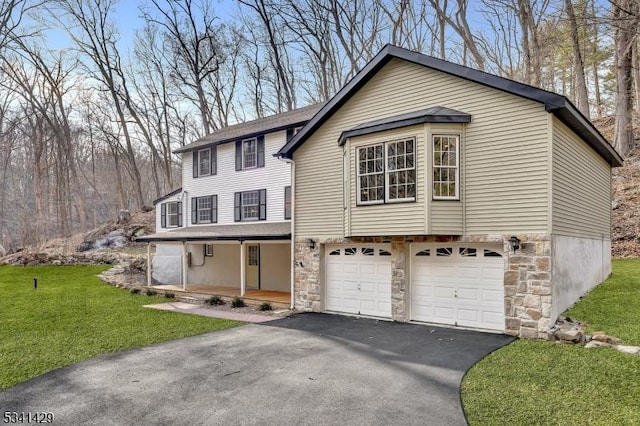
[198,148,211,176]
[161,201,182,228]
[242,190,260,220]
[242,138,257,169]
[192,195,217,224]
[433,135,459,199]
[356,138,416,205]
[234,189,266,222]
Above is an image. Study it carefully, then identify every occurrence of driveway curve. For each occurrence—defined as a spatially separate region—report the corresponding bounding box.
[0,313,514,425]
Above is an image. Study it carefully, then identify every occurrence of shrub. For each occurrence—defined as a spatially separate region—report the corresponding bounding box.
[164,292,175,299]
[145,288,157,296]
[231,297,246,308]
[258,302,272,311]
[129,288,140,294]
[207,295,225,306]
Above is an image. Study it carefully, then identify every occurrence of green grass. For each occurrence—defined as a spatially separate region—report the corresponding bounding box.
[462,259,640,425]
[0,265,242,390]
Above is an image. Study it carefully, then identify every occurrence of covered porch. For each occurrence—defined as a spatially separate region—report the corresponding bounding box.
[136,223,293,308]
[151,284,290,308]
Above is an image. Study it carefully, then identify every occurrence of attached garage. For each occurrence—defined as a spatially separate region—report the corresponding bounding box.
[325,244,392,318]
[411,244,505,331]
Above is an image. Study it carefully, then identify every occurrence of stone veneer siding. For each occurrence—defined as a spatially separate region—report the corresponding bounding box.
[294,234,553,339]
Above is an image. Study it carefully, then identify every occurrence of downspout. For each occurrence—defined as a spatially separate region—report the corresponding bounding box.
[146,243,151,287]
[279,156,296,310]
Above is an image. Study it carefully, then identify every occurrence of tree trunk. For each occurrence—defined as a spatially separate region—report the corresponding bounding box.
[565,0,590,118]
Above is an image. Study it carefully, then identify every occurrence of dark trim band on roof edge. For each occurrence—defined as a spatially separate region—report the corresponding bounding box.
[173,121,309,154]
[153,188,182,206]
[135,234,291,243]
[277,44,623,167]
[337,107,471,146]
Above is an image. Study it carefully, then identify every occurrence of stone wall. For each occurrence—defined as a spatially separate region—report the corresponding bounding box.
[502,234,552,338]
[294,233,558,339]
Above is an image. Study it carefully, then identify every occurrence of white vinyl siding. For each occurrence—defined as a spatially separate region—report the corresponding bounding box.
[294,58,550,238]
[551,118,611,238]
[182,130,291,225]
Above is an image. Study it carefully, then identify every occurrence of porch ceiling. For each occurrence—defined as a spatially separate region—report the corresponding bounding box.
[136,222,291,243]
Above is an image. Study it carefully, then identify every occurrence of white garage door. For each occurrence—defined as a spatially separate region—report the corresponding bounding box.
[411,244,505,331]
[325,245,392,318]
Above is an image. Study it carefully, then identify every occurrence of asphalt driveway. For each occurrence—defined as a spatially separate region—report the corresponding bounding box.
[0,313,514,425]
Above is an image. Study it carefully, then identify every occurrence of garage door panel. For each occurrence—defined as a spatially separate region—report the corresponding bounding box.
[481,267,504,280]
[482,288,504,304]
[433,306,455,323]
[457,287,480,302]
[457,309,479,323]
[325,245,392,318]
[411,244,505,331]
[434,286,455,299]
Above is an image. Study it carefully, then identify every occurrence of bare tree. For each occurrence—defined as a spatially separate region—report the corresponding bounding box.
[564,0,589,117]
[612,0,639,156]
[52,0,146,207]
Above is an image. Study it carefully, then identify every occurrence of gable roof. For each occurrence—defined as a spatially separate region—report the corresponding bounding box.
[277,44,623,167]
[337,106,471,146]
[174,103,325,154]
[153,187,182,205]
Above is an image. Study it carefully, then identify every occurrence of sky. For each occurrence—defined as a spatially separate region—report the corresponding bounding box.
[40,0,238,51]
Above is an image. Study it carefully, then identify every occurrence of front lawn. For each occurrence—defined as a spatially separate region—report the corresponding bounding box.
[462,259,640,425]
[0,265,241,390]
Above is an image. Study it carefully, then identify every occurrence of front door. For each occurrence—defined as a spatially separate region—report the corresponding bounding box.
[246,244,260,289]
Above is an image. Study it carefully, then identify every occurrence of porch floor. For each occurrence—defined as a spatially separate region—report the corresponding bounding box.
[151,284,291,306]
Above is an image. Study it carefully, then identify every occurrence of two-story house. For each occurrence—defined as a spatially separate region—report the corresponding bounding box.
[140,45,621,339]
[277,45,622,338]
[138,104,323,303]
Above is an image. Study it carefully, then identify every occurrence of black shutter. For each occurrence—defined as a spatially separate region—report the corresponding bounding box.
[234,192,241,222]
[259,189,267,220]
[212,195,218,223]
[257,135,265,168]
[286,128,294,142]
[211,146,217,175]
[177,202,183,227]
[193,150,199,178]
[160,203,167,228]
[191,198,197,224]
[235,141,242,171]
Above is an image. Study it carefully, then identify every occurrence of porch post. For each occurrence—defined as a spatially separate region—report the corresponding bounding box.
[240,241,246,296]
[182,242,188,291]
[146,243,152,287]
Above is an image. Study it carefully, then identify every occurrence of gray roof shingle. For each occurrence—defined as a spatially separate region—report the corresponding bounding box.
[174,103,325,154]
[136,222,291,242]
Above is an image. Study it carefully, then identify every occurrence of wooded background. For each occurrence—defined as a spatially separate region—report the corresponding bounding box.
[0,0,638,251]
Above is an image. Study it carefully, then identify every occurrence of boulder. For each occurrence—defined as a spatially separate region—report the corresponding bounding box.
[585,340,611,349]
[117,210,132,224]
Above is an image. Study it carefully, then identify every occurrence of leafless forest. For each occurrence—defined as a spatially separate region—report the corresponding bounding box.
[0,0,638,251]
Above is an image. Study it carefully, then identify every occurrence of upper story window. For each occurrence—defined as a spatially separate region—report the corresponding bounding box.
[192,147,216,178]
[191,195,217,224]
[161,201,182,228]
[236,136,265,171]
[243,138,257,169]
[284,186,292,220]
[433,135,459,200]
[356,138,416,205]
[234,189,267,222]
